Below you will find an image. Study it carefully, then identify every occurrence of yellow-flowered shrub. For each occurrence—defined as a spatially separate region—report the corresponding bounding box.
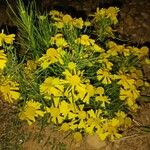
[1,5,149,142]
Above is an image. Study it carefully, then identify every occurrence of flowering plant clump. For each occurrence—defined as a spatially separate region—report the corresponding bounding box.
[1,2,150,142]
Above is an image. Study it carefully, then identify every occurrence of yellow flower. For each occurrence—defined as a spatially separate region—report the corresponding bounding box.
[115,111,126,124]
[49,10,63,21]
[86,84,95,97]
[103,59,113,70]
[97,68,112,84]
[118,74,135,89]
[49,10,63,17]
[63,66,87,102]
[75,35,95,46]
[106,7,119,24]
[68,62,77,70]
[59,101,73,117]
[96,95,110,107]
[107,41,132,57]
[40,77,65,106]
[0,30,15,46]
[0,79,20,103]
[0,50,7,70]
[62,14,73,24]
[4,34,15,44]
[97,53,113,70]
[101,118,122,141]
[77,110,87,120]
[115,111,132,128]
[46,106,63,124]
[120,86,139,109]
[73,18,84,29]
[131,46,149,58]
[60,123,70,131]
[19,100,44,125]
[96,87,104,96]
[54,21,64,28]
[96,128,109,141]
[73,132,82,142]
[84,21,91,27]
[50,34,68,48]
[106,41,119,56]
[38,48,64,69]
[0,31,6,46]
[95,87,110,107]
[92,8,106,21]
[93,44,105,53]
[78,119,86,129]
[65,71,81,86]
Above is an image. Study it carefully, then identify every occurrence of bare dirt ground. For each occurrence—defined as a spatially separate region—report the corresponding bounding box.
[0,99,150,150]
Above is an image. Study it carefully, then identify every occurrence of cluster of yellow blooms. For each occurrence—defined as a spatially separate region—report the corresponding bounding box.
[0,31,20,104]
[1,7,150,141]
[20,36,149,141]
[0,30,15,70]
[91,7,119,25]
[49,10,91,29]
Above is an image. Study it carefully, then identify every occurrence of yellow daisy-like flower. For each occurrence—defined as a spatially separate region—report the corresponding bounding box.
[46,106,63,124]
[106,7,119,24]
[95,87,110,107]
[96,95,110,107]
[38,48,64,69]
[49,10,63,21]
[93,44,105,53]
[40,77,65,106]
[62,14,73,24]
[75,35,95,46]
[115,111,132,128]
[19,100,45,125]
[0,31,6,46]
[97,68,112,84]
[130,46,149,58]
[0,49,8,70]
[120,86,139,110]
[50,34,68,48]
[58,101,73,117]
[0,30,15,46]
[63,63,87,102]
[4,34,15,44]
[54,21,64,29]
[91,8,106,21]
[118,74,135,89]
[73,18,84,29]
[0,79,20,103]
[96,118,122,141]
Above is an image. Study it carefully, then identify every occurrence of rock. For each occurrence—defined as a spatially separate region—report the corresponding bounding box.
[118,0,150,43]
[86,134,107,150]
